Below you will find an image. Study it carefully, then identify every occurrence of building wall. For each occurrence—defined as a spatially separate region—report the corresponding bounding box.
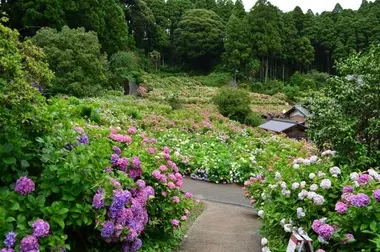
[284,127,306,139]
[289,115,305,123]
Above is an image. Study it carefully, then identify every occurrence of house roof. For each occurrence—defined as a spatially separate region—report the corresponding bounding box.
[259,119,307,133]
[284,105,311,118]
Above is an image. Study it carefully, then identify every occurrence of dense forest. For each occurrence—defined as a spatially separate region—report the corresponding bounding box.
[1,0,380,81]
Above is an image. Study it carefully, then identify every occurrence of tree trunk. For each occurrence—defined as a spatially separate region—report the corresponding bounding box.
[261,56,264,81]
[265,57,269,83]
[124,80,130,95]
[327,52,330,74]
[282,62,285,81]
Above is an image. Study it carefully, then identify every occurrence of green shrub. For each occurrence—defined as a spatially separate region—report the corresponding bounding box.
[245,113,264,127]
[167,94,182,110]
[32,26,108,97]
[195,72,231,87]
[0,22,53,184]
[283,85,300,101]
[213,87,251,123]
[108,51,142,90]
[251,80,284,95]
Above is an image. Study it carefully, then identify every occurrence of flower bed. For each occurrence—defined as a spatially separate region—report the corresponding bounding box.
[244,152,380,251]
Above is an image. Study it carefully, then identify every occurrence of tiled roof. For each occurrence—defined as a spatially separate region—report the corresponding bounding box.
[259,119,307,133]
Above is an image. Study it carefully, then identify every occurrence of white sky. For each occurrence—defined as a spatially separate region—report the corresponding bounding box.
[242,0,371,13]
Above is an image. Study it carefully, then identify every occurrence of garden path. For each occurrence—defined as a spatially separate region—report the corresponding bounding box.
[179,202,262,252]
[182,177,251,208]
[179,178,261,252]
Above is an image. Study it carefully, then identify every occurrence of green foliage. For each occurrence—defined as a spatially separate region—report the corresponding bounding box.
[213,87,252,123]
[32,26,108,97]
[251,80,284,96]
[245,113,264,127]
[194,72,231,87]
[308,45,380,169]
[108,51,142,90]
[174,9,225,70]
[0,22,53,184]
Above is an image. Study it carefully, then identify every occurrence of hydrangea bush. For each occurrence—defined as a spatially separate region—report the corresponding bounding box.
[244,151,380,251]
[0,123,195,251]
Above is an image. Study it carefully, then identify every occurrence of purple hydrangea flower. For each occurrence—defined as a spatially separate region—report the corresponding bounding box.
[126,229,137,242]
[162,146,170,154]
[32,219,50,238]
[373,189,380,201]
[318,224,334,240]
[111,154,120,167]
[136,180,146,189]
[3,232,16,248]
[100,221,115,238]
[117,158,129,172]
[109,190,131,218]
[77,133,89,145]
[342,186,353,193]
[15,177,35,195]
[335,202,348,214]
[147,147,155,154]
[171,219,179,227]
[350,193,371,207]
[346,233,355,241]
[1,248,14,252]
[312,219,324,233]
[92,189,104,209]
[20,235,39,252]
[131,238,142,252]
[122,242,131,252]
[358,174,370,184]
[163,153,171,160]
[132,157,141,170]
[144,186,154,197]
[112,146,121,155]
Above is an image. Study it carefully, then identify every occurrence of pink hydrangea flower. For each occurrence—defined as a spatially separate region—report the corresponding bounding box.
[358,174,370,184]
[128,126,136,134]
[159,165,168,172]
[181,216,187,221]
[172,196,180,203]
[171,219,179,227]
[15,177,35,195]
[168,182,176,190]
[185,192,192,199]
[335,202,348,214]
[152,170,161,180]
[184,209,190,216]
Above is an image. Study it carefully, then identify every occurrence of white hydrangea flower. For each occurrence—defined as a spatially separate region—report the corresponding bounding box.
[297,208,306,219]
[298,189,308,200]
[320,179,332,189]
[262,247,271,252]
[309,173,316,179]
[354,181,360,187]
[284,224,292,232]
[291,182,300,190]
[275,172,281,180]
[318,236,329,244]
[313,195,325,205]
[258,210,264,218]
[309,155,318,163]
[261,238,268,246]
[293,163,300,169]
[329,166,341,176]
[303,159,311,165]
[300,181,306,188]
[280,218,286,227]
[350,172,359,181]
[317,171,326,177]
[307,191,317,199]
[280,182,287,189]
[310,184,318,191]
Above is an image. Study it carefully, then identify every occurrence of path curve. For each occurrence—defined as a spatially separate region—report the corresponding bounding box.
[182,177,252,208]
[179,202,262,252]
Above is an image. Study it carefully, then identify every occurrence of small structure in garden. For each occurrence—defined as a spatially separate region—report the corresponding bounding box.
[259,118,307,139]
[283,105,311,123]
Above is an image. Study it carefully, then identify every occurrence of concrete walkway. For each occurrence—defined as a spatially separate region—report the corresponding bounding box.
[179,202,262,252]
[182,177,251,208]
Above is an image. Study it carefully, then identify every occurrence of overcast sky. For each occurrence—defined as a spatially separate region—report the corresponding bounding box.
[242,0,370,13]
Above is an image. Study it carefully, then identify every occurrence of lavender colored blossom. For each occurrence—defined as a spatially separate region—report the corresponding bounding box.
[350,193,370,207]
[335,202,348,214]
[126,229,137,241]
[132,157,141,170]
[111,154,120,166]
[112,146,121,155]
[77,133,89,145]
[144,186,154,197]
[92,189,104,209]
[342,186,353,193]
[15,177,35,195]
[171,219,179,227]
[20,235,39,252]
[373,189,380,201]
[317,224,334,240]
[131,238,142,252]
[1,248,14,252]
[109,190,132,218]
[3,232,16,248]
[312,219,324,233]
[100,221,114,238]
[358,174,370,184]
[117,158,129,172]
[136,180,146,189]
[32,219,50,238]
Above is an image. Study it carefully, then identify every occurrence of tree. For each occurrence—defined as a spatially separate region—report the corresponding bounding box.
[294,36,314,72]
[166,0,194,37]
[216,0,234,22]
[233,0,246,19]
[308,45,380,169]
[32,26,108,97]
[108,51,141,94]
[0,20,53,183]
[173,9,225,70]
[292,6,304,34]
[194,0,217,12]
[223,14,255,78]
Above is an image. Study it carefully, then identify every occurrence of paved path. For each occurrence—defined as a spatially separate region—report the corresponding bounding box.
[179,202,262,252]
[182,177,251,208]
